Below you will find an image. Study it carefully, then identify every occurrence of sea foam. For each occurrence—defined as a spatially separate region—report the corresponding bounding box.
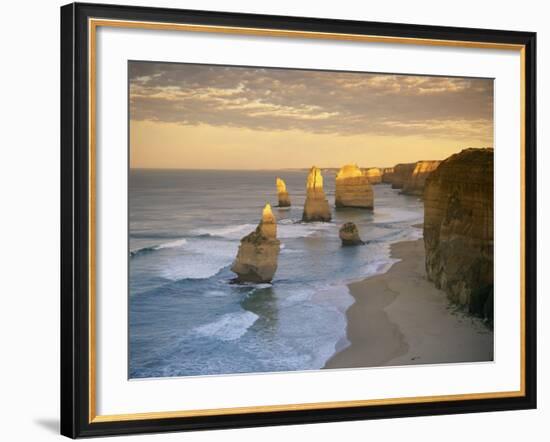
[194,311,259,341]
[160,238,237,281]
[130,238,188,257]
[193,220,335,241]
[192,224,256,240]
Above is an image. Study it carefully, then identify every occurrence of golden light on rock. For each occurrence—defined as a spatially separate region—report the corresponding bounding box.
[364,167,383,184]
[231,203,281,282]
[260,203,277,239]
[336,164,364,180]
[262,203,275,223]
[276,178,291,207]
[276,177,287,193]
[303,167,331,222]
[402,160,441,195]
[306,166,324,191]
[335,164,373,209]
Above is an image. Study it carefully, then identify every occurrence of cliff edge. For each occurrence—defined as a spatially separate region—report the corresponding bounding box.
[391,163,416,189]
[423,148,494,320]
[402,160,441,196]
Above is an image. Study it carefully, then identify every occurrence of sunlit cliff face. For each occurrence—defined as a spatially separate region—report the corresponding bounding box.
[260,203,277,239]
[412,161,441,175]
[306,167,324,191]
[336,164,364,180]
[335,163,373,209]
[276,177,287,193]
[365,167,382,176]
[364,167,382,178]
[364,167,383,184]
[262,203,275,222]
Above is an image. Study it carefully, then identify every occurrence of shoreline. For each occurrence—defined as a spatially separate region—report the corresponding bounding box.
[324,238,493,369]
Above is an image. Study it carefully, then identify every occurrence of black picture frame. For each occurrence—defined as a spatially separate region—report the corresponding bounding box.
[60,2,537,438]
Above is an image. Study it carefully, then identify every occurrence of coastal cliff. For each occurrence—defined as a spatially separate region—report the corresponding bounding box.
[423,148,494,320]
[391,163,416,189]
[381,167,394,184]
[231,204,281,283]
[364,167,382,184]
[276,177,291,207]
[402,161,441,196]
[302,166,332,222]
[335,164,374,209]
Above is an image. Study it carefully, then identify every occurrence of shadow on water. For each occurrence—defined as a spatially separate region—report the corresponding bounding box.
[241,286,279,333]
[333,207,375,225]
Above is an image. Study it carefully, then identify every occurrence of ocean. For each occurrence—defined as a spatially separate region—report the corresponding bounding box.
[129,169,424,378]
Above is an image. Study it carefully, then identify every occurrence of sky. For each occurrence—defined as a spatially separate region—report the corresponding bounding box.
[129,61,493,169]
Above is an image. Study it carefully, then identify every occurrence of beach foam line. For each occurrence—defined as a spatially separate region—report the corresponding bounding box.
[362,258,401,278]
[194,311,259,341]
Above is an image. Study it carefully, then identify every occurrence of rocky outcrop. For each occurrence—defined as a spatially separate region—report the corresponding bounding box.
[364,167,382,184]
[423,148,493,320]
[402,161,441,195]
[302,166,332,222]
[391,163,416,189]
[339,222,365,246]
[231,204,281,283]
[276,177,291,207]
[381,167,394,184]
[335,164,374,209]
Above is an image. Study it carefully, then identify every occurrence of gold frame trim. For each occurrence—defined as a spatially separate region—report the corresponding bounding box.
[88,18,527,424]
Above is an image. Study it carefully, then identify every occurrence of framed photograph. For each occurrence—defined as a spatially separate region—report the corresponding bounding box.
[60,2,537,438]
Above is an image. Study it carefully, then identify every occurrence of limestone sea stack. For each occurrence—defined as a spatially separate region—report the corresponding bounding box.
[231,203,281,283]
[381,167,394,184]
[335,164,373,209]
[391,163,416,189]
[424,148,494,320]
[402,160,441,196]
[276,177,291,207]
[339,222,365,246]
[302,166,332,222]
[364,167,382,184]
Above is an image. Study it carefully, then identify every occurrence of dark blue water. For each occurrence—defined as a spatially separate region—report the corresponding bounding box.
[129,169,423,378]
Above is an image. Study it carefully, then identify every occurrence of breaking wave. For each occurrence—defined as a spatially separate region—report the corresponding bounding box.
[194,311,259,341]
[130,238,188,257]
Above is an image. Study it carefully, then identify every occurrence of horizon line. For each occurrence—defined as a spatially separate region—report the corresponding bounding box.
[129,165,399,171]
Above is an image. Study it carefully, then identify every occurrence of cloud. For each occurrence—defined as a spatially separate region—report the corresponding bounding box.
[129,61,493,140]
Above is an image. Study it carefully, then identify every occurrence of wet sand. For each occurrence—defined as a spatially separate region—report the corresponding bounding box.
[325,238,493,369]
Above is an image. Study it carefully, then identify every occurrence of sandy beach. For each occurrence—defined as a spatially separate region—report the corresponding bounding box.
[325,236,493,369]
